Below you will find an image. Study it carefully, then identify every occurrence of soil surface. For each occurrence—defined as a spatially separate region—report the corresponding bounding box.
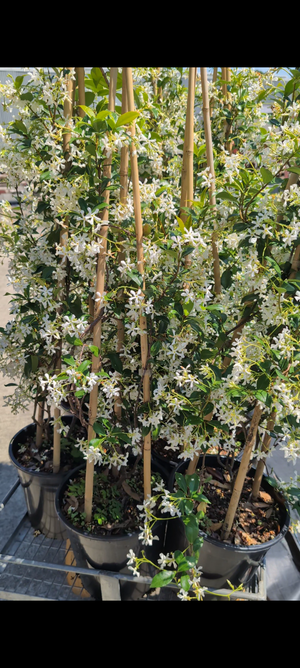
[61,462,163,537]
[198,465,284,546]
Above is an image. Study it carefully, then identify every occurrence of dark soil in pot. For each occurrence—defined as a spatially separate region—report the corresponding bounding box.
[12,416,86,473]
[55,458,168,600]
[165,455,290,590]
[9,416,86,539]
[152,438,188,476]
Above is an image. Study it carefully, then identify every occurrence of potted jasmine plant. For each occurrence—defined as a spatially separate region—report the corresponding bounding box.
[0,67,99,537]
[121,67,300,600]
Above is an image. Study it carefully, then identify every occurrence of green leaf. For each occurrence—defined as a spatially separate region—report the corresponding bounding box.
[207,420,230,434]
[112,430,132,444]
[74,390,86,397]
[216,191,237,203]
[151,340,162,357]
[183,300,194,316]
[89,345,99,357]
[260,167,273,184]
[175,472,187,493]
[63,355,76,367]
[93,422,107,436]
[264,476,279,489]
[106,352,123,373]
[257,374,270,390]
[176,216,185,233]
[253,390,272,406]
[73,338,83,346]
[185,474,199,493]
[288,165,300,176]
[284,79,295,97]
[116,111,139,127]
[151,570,174,588]
[78,360,92,373]
[79,105,96,119]
[183,515,199,543]
[142,425,151,437]
[180,574,190,592]
[186,318,202,334]
[241,292,258,303]
[221,268,232,289]
[203,402,214,416]
[182,246,194,258]
[265,256,281,275]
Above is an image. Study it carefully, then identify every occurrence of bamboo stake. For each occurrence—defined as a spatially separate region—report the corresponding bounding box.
[186,67,220,477]
[76,67,85,118]
[124,67,151,500]
[180,68,196,230]
[53,68,74,474]
[114,71,129,421]
[84,68,118,523]
[221,67,227,99]
[221,403,263,541]
[201,67,221,296]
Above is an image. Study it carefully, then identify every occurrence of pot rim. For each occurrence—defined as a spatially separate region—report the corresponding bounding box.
[55,462,164,543]
[8,418,82,479]
[171,455,290,553]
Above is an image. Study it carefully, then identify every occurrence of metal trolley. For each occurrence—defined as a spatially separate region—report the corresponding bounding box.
[0,478,268,601]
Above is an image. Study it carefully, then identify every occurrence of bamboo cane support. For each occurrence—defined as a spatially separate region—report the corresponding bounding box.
[185,68,221,477]
[76,67,85,118]
[221,403,263,541]
[221,67,227,98]
[53,69,74,473]
[84,68,118,522]
[124,67,151,500]
[114,72,128,421]
[201,67,221,295]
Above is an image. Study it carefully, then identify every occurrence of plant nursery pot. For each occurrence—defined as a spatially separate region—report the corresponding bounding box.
[55,460,168,601]
[165,455,290,591]
[8,416,84,540]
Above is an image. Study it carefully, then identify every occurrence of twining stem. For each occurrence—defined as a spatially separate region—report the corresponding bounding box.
[180,68,196,227]
[201,66,221,295]
[251,410,276,499]
[124,67,151,500]
[36,401,44,449]
[221,403,263,541]
[53,67,74,473]
[84,68,118,522]
[225,68,233,154]
[114,71,128,421]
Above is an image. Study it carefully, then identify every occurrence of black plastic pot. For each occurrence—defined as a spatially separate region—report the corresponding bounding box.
[165,455,290,590]
[8,416,84,540]
[55,460,168,600]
